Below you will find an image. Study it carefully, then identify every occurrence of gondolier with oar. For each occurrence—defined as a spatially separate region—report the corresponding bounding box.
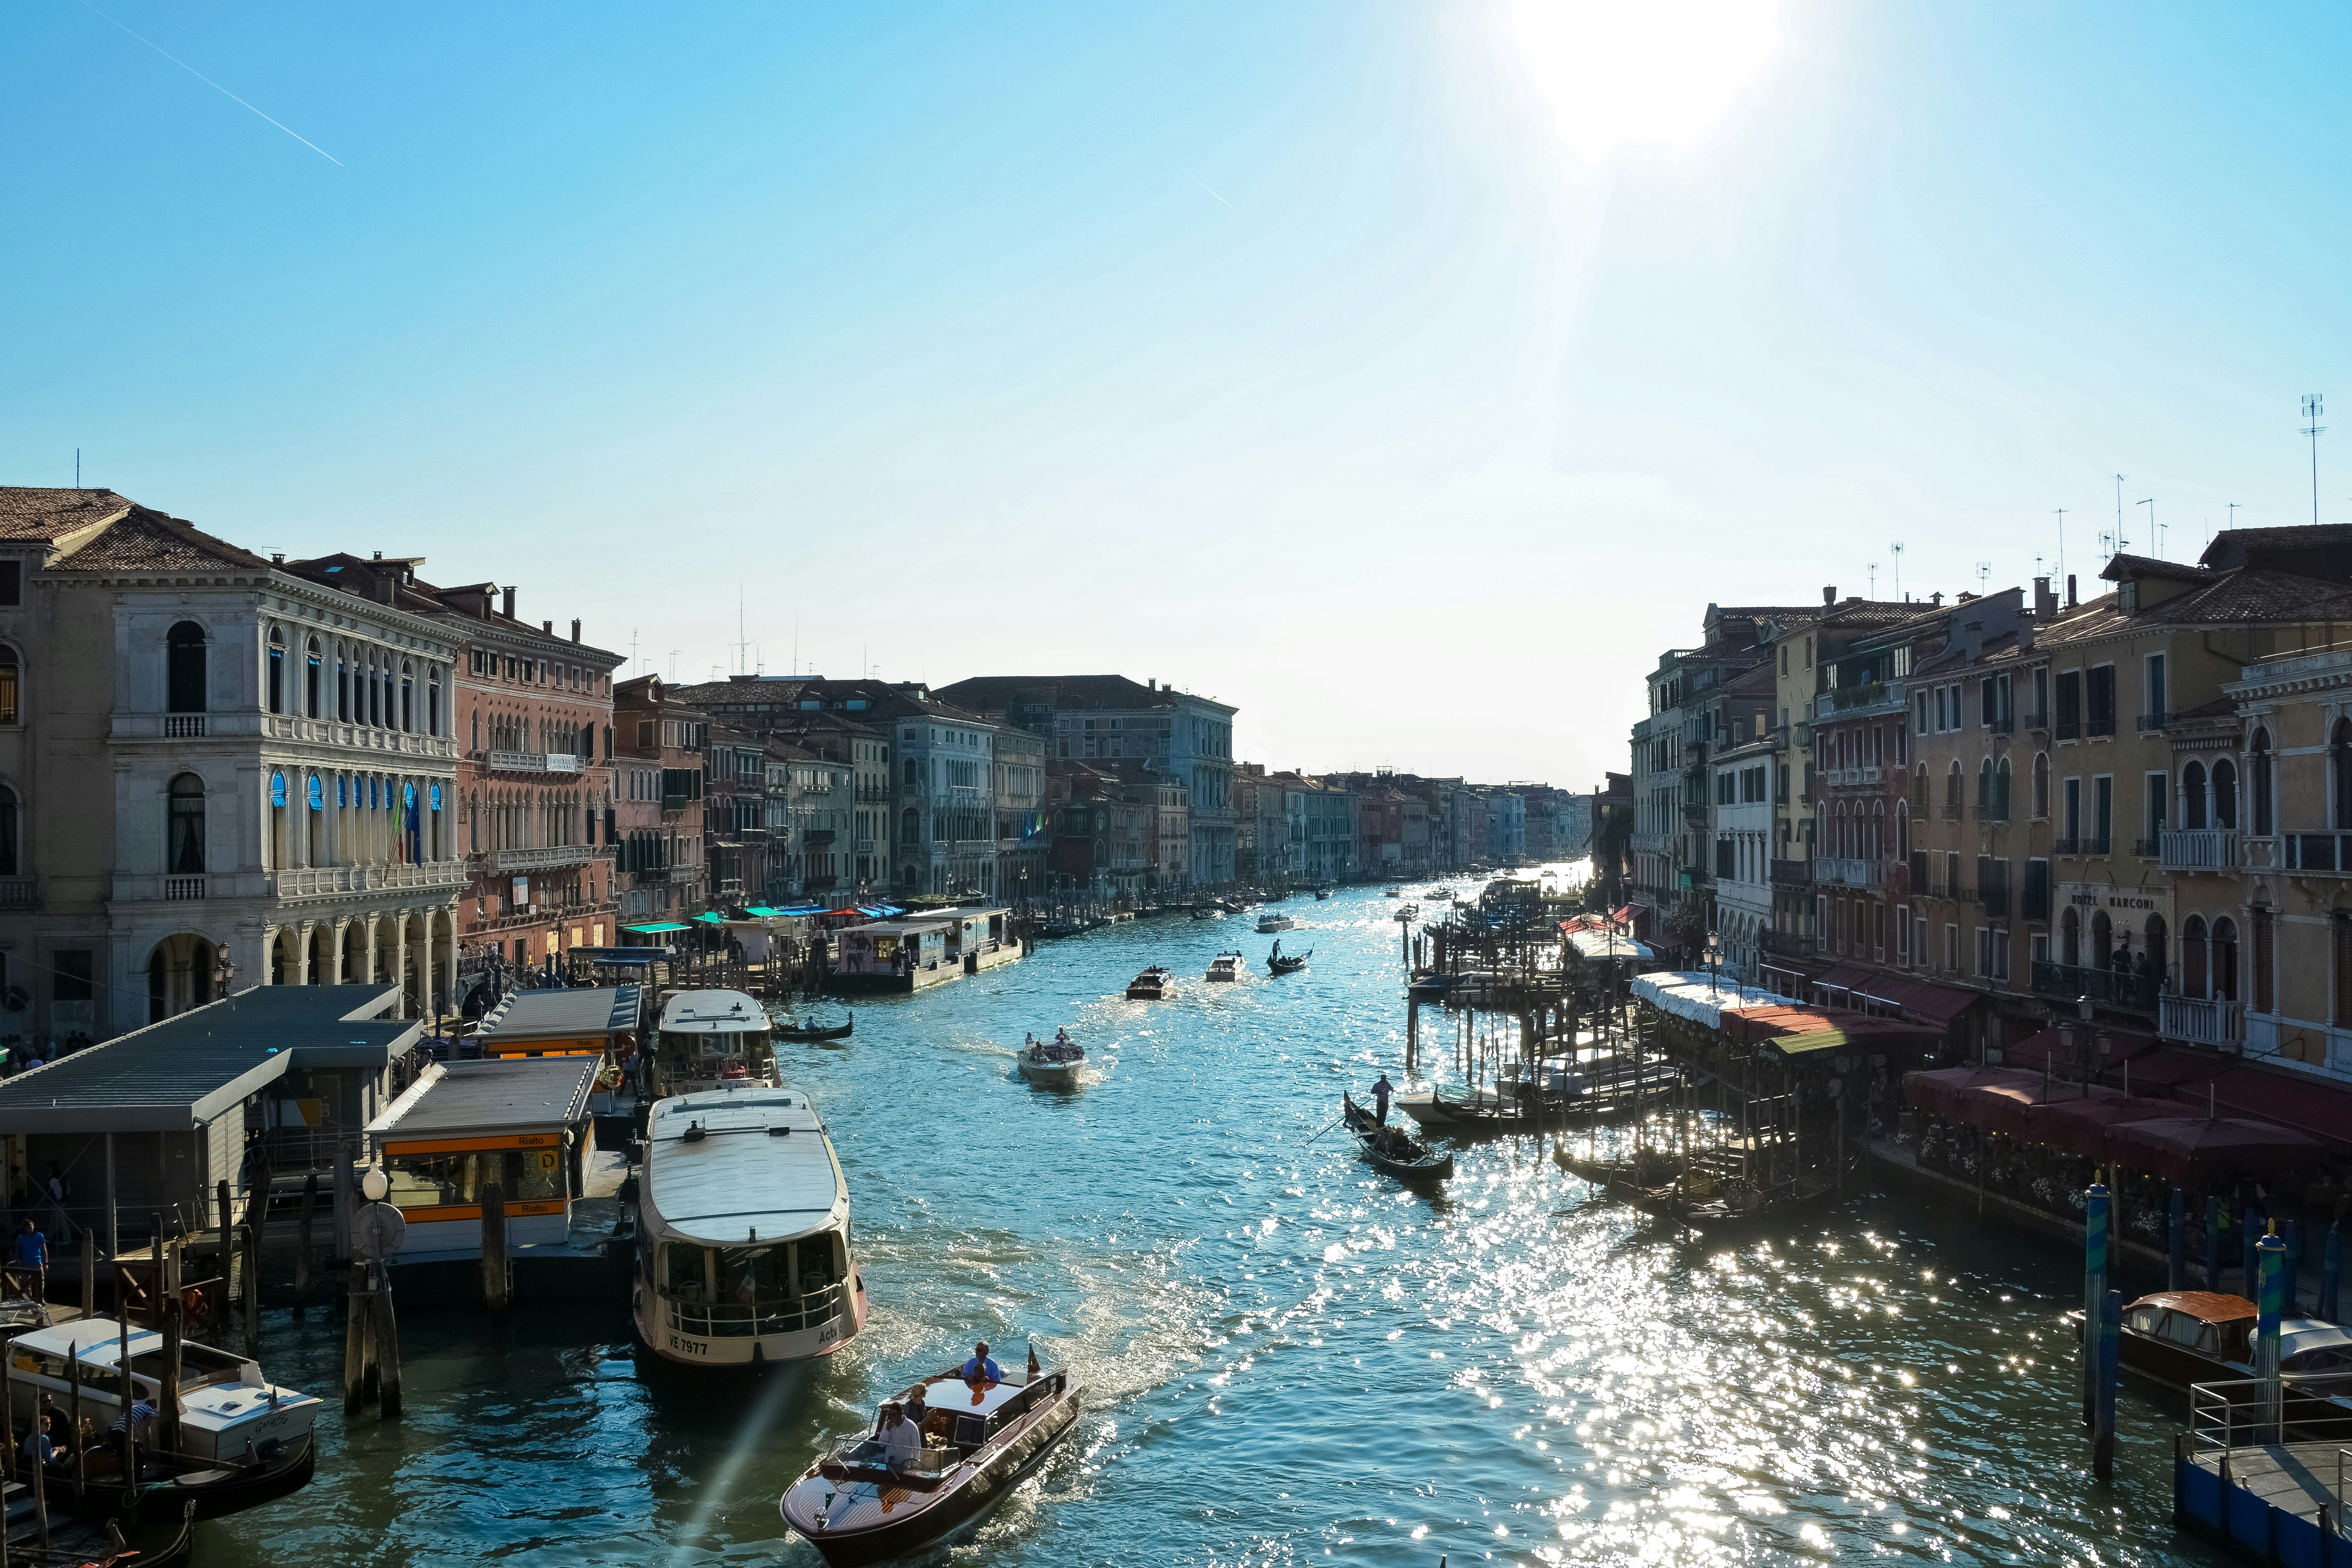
[1372,1072,1394,1126]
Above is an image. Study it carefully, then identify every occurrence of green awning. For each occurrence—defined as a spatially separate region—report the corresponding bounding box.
[624,922,691,934]
[693,912,724,924]
[744,906,783,917]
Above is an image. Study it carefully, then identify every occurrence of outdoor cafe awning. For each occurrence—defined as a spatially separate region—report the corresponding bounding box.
[623,922,691,934]
[1568,929,1653,962]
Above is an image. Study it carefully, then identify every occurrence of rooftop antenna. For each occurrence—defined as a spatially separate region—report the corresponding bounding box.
[1868,563,1878,597]
[793,612,800,678]
[2138,498,2158,558]
[2304,394,2327,525]
[628,628,639,673]
[2114,474,2127,542]
[1974,561,1991,596]
[75,448,80,488]
[1890,540,1905,600]
[669,650,681,680]
[734,587,752,677]
[2055,508,2068,586]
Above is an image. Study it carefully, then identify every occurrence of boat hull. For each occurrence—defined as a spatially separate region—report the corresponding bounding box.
[783,1378,1082,1565]
[1018,1057,1083,1088]
[633,1273,870,1368]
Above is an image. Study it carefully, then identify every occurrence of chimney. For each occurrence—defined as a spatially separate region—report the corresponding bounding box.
[2066,573,2078,608]
[1148,678,1156,691]
[502,586,516,620]
[1822,586,1836,606]
[571,618,581,644]
[372,550,382,560]
[271,552,284,564]
[543,619,553,635]
[2033,576,2057,618]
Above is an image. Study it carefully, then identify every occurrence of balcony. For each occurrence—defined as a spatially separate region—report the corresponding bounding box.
[266,860,469,902]
[264,716,457,758]
[2285,833,2352,874]
[164,715,207,738]
[487,751,582,775]
[2056,718,2082,741]
[1760,929,1815,957]
[1823,766,1883,788]
[2137,711,2171,733]
[2085,836,2111,855]
[2161,994,2244,1049]
[1926,881,1954,900]
[2131,838,2160,858]
[1814,857,1884,888]
[164,876,206,901]
[1769,858,1810,885]
[2053,837,2080,855]
[1814,680,1907,720]
[2031,959,2159,1013]
[2022,710,2051,732]
[489,843,603,873]
[2087,714,2117,738]
[0,877,35,910]
[1989,712,2015,735]
[803,829,836,846]
[2161,829,2241,871]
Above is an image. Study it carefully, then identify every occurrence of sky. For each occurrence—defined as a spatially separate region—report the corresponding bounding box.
[7,3,2352,790]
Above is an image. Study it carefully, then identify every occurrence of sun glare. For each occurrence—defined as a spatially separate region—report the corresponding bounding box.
[1503,0,1784,166]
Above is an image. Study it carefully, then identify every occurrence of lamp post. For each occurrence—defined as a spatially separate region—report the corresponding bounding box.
[214,948,237,1000]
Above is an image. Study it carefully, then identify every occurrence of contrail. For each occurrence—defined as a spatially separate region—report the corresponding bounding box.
[1186,172,1231,208]
[75,0,344,166]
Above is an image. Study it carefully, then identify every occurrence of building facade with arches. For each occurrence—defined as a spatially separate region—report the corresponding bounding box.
[0,489,464,1047]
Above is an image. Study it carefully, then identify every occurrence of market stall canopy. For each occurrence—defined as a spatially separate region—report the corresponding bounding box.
[1630,971,1784,1029]
[1726,1004,1942,1056]
[623,922,691,935]
[1568,929,1653,962]
[2106,1116,2326,1185]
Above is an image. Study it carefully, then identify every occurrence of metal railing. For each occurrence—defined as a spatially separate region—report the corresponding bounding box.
[2022,710,2051,732]
[2138,711,2171,732]
[2087,714,2117,737]
[2163,828,2242,870]
[2132,837,2160,857]
[2287,834,2352,873]
[2057,718,2082,741]
[2186,1374,2352,1461]
[665,1279,850,1340]
[1769,858,1809,884]
[2031,959,2159,1011]
[2053,836,2081,855]
[1989,711,2015,734]
[1815,857,1884,888]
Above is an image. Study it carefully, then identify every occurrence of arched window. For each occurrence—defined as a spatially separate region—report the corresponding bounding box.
[306,774,323,812]
[168,772,205,874]
[336,642,351,721]
[2253,728,2275,836]
[266,627,286,714]
[366,652,381,727]
[0,782,16,875]
[2214,757,2239,831]
[2144,913,2168,985]
[2183,760,2208,830]
[1995,755,2012,819]
[2214,916,2240,1002]
[305,636,322,718]
[401,661,415,732]
[2183,915,2209,998]
[2033,752,2050,820]
[2061,906,2081,967]
[1897,800,1910,859]
[427,669,443,737]
[2091,908,2113,965]
[2334,719,2352,830]
[270,770,287,807]
[1977,756,1995,817]
[1944,759,1963,818]
[167,622,206,714]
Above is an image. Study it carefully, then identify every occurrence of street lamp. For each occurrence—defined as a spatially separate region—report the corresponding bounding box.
[214,948,237,998]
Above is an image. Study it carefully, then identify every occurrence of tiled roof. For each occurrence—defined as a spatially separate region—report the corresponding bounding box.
[2101,553,2219,586]
[47,506,272,574]
[0,488,138,543]
[1724,662,1776,697]
[2142,568,2352,624]
[2200,525,2352,571]
[932,675,1199,714]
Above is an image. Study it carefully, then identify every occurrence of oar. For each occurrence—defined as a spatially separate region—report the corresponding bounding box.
[1305,1113,1351,1143]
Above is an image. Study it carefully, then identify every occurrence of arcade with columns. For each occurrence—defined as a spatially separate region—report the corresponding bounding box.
[259,903,459,1021]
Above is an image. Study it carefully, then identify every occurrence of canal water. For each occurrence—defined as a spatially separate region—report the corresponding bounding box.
[200,875,2234,1565]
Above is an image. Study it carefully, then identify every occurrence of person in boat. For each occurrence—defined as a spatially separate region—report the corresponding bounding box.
[881,1391,929,1473]
[960,1342,1003,1384]
[23,1396,67,1476]
[1054,1028,1072,1048]
[1372,1072,1394,1126]
[107,1396,156,1447]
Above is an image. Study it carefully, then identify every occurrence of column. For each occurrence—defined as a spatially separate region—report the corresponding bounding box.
[328,920,346,984]
[393,913,411,1017]
[260,925,279,985]
[360,914,380,983]
[440,920,458,1018]
[417,908,437,1022]
[293,922,313,986]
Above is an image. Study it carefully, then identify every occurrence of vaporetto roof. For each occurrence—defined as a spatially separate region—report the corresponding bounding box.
[643,1086,847,1246]
[657,989,769,1035]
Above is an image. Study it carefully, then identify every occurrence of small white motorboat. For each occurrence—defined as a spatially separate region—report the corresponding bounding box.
[1254,913,1295,934]
[1018,1033,1085,1087]
[6,1316,321,1466]
[781,1352,1082,1564]
[1205,951,1245,983]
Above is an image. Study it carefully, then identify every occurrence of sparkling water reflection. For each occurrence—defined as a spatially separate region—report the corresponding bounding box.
[200,881,2233,1565]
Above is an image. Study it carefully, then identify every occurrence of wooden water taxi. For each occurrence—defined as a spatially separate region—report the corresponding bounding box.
[652,989,779,1093]
[1125,967,1173,1000]
[632,1086,868,1368]
[1205,952,1245,983]
[780,1355,1082,1565]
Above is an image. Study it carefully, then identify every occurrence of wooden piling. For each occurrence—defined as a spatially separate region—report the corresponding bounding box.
[114,1315,132,1485]
[295,1174,317,1310]
[342,1263,367,1415]
[242,1215,260,1350]
[375,1265,403,1419]
[29,1398,46,1550]
[64,1338,82,1492]
[215,1180,232,1340]
[78,1233,92,1323]
[481,1184,510,1313]
[161,1285,184,1458]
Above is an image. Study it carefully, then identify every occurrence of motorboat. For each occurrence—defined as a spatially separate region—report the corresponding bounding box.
[632,1086,869,1368]
[1018,1034,1085,1087]
[1254,913,1295,934]
[1125,967,1173,1000]
[653,989,779,1094]
[1205,952,1245,983]
[1190,905,1218,920]
[780,1353,1082,1565]
[2092,1290,2352,1389]
[1384,886,1403,897]
[1342,1093,1453,1182]
[1266,940,1309,976]
[1313,887,1331,900]
[5,1317,320,1471]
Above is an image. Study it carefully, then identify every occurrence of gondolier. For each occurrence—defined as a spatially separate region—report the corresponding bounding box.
[1372,1072,1393,1126]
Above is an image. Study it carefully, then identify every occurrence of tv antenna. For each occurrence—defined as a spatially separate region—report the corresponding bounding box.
[628,628,639,673]
[2054,508,2068,585]
[1868,563,1878,597]
[2137,498,2158,559]
[1975,561,1991,596]
[1890,540,1906,600]
[2113,474,2127,543]
[2305,394,2326,525]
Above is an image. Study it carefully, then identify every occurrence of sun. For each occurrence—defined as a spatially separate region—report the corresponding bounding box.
[1502,0,1785,166]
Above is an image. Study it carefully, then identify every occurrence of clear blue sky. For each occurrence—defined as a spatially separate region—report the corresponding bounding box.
[7,3,2349,788]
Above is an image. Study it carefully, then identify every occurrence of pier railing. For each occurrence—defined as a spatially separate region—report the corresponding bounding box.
[2187,1374,2352,1462]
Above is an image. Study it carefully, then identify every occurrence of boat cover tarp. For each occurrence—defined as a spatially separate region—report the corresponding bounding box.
[1630,971,1784,1028]
[1568,929,1653,961]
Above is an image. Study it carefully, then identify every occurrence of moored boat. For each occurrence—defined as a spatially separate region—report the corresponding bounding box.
[632,1085,868,1368]
[652,989,780,1093]
[5,1317,321,1470]
[1313,886,1331,900]
[1018,1032,1085,1087]
[1125,966,1173,1000]
[1205,951,1245,983]
[781,1353,1082,1565]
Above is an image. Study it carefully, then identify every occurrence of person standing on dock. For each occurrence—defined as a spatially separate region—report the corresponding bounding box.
[10,1216,44,1301]
[1372,1072,1394,1126]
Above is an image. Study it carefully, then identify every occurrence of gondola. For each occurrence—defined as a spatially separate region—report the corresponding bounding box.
[64,1430,318,1523]
[1342,1093,1454,1182]
[1266,940,1309,975]
[776,1012,854,1043]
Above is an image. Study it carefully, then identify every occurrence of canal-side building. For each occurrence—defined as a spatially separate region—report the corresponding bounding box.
[932,675,1238,886]
[613,675,709,927]
[992,724,1050,906]
[0,488,466,1040]
[1705,663,1778,981]
[669,679,895,899]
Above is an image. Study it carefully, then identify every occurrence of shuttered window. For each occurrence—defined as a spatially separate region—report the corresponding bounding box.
[2253,907,2275,1016]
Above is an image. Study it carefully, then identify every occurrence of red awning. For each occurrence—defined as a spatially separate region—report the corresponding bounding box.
[2102,1046,2235,1091]
[1879,978,1980,1026]
[2020,1093,2177,1157]
[2107,1115,2326,1185]
[1903,1066,2045,1119]
[1809,964,1876,999]
[2198,1064,2352,1155]
[1610,905,1634,925]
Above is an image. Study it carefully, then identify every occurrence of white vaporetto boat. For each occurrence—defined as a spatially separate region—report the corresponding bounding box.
[652,989,779,1094]
[1017,1033,1085,1087]
[780,1354,1082,1565]
[632,1085,869,1368]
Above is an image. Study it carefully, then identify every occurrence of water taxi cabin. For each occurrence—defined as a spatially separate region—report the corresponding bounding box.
[655,989,778,1094]
[473,985,641,1070]
[364,1055,600,1262]
[832,906,1018,993]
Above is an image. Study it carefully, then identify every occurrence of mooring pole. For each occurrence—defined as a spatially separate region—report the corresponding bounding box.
[342,1263,368,1415]
[2325,1223,2343,1323]
[2256,1227,2287,1444]
[2082,1178,2109,1432]
[2206,1194,2224,1291]
[2092,1288,2120,1481]
[2287,1218,2304,1312]
[2166,1187,2186,1291]
[480,1184,510,1314]
[2243,1205,2260,1299]
[374,1259,403,1419]
[295,1174,317,1312]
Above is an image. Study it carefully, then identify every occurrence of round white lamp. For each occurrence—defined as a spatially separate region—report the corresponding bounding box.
[361,1166,389,1202]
